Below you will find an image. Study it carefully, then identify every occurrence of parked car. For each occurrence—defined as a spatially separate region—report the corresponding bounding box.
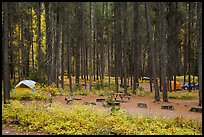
[182,82,199,90]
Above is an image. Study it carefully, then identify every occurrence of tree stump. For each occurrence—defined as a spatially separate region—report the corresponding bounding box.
[96,98,106,102]
[137,103,148,108]
[189,106,202,113]
[161,105,174,110]
[107,101,120,106]
[72,97,81,100]
[83,102,96,105]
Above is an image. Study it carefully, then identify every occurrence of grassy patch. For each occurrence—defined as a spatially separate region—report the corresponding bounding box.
[10,90,51,102]
[2,100,202,135]
[168,90,199,100]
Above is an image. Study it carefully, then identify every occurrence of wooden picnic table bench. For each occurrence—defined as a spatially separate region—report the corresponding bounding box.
[111,93,130,102]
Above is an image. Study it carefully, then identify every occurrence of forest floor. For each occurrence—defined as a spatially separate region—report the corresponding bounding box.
[2,83,202,135]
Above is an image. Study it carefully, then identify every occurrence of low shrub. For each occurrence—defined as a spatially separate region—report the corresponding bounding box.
[93,82,104,90]
[2,100,202,135]
[168,90,198,100]
[10,90,51,102]
[79,91,88,96]
[136,86,152,97]
[73,83,83,91]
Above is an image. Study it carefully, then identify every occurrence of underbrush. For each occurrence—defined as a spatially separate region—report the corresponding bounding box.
[168,90,199,100]
[10,90,51,102]
[2,100,202,135]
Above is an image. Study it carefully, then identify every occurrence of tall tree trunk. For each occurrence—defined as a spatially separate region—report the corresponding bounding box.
[107,3,111,89]
[45,2,52,85]
[123,2,128,95]
[183,3,188,84]
[144,3,153,93]
[31,7,35,72]
[75,3,82,84]
[61,16,65,89]
[82,3,87,90]
[89,2,93,92]
[8,3,15,81]
[67,3,72,92]
[132,3,139,94]
[159,2,168,102]
[146,2,160,101]
[114,2,121,93]
[198,2,202,106]
[188,3,192,92]
[37,2,42,81]
[173,2,178,92]
[100,2,105,84]
[93,3,96,82]
[3,2,11,104]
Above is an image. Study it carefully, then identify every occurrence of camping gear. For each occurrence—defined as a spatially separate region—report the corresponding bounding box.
[15,80,37,92]
[170,81,182,91]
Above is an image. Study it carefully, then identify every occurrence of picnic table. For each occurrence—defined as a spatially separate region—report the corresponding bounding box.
[111,93,130,102]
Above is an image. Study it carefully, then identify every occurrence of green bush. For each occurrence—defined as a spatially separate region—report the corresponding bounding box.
[95,90,114,96]
[73,83,83,91]
[29,69,38,82]
[10,90,51,102]
[168,90,198,100]
[136,86,151,97]
[2,100,202,135]
[176,75,198,83]
[93,82,104,90]
[79,91,88,96]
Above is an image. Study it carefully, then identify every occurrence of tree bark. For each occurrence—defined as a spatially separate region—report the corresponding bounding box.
[37,2,42,81]
[198,2,202,106]
[45,2,52,85]
[89,2,93,92]
[146,2,160,101]
[132,3,139,94]
[3,2,11,104]
[159,2,168,102]
[67,3,72,92]
[188,3,192,92]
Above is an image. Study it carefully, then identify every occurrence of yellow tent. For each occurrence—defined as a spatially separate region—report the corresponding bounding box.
[15,80,36,92]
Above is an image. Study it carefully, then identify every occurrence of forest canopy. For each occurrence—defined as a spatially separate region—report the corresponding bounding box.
[2,2,202,105]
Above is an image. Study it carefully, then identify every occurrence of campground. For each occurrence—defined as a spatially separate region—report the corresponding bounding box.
[2,81,202,135]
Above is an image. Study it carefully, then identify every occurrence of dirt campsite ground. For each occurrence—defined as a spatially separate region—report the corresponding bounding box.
[2,83,202,135]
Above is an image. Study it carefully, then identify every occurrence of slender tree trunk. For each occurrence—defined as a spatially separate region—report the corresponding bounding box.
[3,2,11,104]
[123,2,128,95]
[61,17,65,88]
[146,2,160,101]
[75,3,82,84]
[188,3,191,92]
[45,2,52,85]
[183,3,188,84]
[159,2,168,102]
[114,2,121,93]
[67,3,72,92]
[82,3,87,90]
[20,12,25,79]
[89,2,93,92]
[37,2,42,81]
[173,2,178,92]
[31,7,35,72]
[100,2,105,84]
[145,3,153,93]
[107,3,111,88]
[198,2,202,106]
[132,3,139,94]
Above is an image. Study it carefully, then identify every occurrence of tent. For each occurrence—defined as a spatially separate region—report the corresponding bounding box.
[170,81,182,91]
[15,80,37,92]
